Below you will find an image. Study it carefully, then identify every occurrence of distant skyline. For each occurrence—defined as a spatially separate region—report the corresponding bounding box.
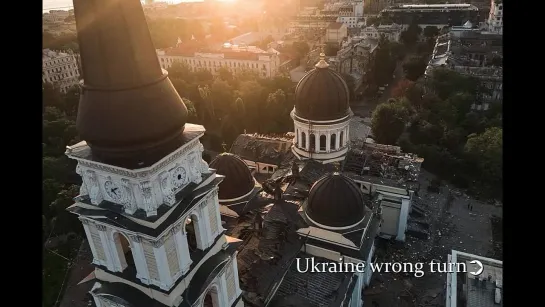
[43,0,207,12]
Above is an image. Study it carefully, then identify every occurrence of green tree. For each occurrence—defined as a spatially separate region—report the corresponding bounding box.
[465,127,503,186]
[428,68,481,100]
[371,101,409,144]
[182,98,198,121]
[168,62,194,81]
[217,66,233,82]
[400,22,421,46]
[402,55,428,81]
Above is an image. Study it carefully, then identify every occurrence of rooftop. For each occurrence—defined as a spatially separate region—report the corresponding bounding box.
[236,217,303,306]
[342,139,423,190]
[229,133,295,166]
[426,30,503,79]
[159,44,276,61]
[385,4,478,11]
[43,49,74,60]
[446,250,503,307]
[270,253,355,307]
[328,22,345,30]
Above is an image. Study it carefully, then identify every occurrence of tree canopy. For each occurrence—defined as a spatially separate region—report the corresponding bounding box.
[394,69,503,199]
[371,99,410,145]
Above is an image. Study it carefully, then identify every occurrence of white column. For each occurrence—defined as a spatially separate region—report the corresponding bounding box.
[96,225,115,271]
[396,199,410,242]
[305,132,310,151]
[326,132,331,152]
[153,241,173,290]
[214,190,224,232]
[345,127,350,144]
[219,272,230,306]
[315,134,319,153]
[175,228,192,273]
[357,272,364,304]
[336,131,340,149]
[130,236,151,285]
[232,255,242,296]
[350,278,359,307]
[82,222,99,265]
[200,202,213,248]
[91,293,103,307]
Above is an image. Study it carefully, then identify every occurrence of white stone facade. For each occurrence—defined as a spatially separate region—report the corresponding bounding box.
[68,138,209,217]
[90,250,244,307]
[291,109,352,164]
[42,49,80,93]
[80,186,223,289]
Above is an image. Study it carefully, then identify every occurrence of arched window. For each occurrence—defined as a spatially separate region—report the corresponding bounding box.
[185,213,203,251]
[301,132,306,149]
[319,135,327,151]
[309,134,316,151]
[330,134,337,150]
[112,232,134,272]
[340,131,344,147]
[203,284,222,307]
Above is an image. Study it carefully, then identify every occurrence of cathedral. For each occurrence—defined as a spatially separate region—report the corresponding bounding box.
[65,0,423,306]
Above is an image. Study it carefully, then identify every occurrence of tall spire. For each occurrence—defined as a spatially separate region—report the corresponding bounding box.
[73,0,189,169]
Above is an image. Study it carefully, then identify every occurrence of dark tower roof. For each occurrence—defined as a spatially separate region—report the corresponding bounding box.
[306,172,366,229]
[294,54,351,121]
[209,153,255,201]
[73,0,188,169]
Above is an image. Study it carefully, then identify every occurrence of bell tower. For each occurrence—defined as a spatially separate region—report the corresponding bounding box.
[66,1,244,306]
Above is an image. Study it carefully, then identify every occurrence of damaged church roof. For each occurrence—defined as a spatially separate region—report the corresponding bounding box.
[230,133,294,166]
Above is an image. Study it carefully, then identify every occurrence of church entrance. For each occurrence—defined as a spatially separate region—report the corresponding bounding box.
[113,232,135,272]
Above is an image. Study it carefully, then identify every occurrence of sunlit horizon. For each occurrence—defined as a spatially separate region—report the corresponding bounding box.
[43,0,238,13]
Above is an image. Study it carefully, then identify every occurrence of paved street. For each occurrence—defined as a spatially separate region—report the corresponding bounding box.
[363,171,503,307]
[350,61,405,119]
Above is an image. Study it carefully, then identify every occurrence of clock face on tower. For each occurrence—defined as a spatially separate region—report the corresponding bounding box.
[172,166,187,189]
[104,181,123,202]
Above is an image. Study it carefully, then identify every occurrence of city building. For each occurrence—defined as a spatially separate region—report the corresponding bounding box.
[325,22,348,45]
[425,27,503,109]
[366,0,392,15]
[380,3,480,28]
[65,0,244,306]
[157,43,281,79]
[445,250,503,307]
[42,49,80,93]
[43,9,73,24]
[336,1,365,28]
[487,0,503,34]
[362,23,402,42]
